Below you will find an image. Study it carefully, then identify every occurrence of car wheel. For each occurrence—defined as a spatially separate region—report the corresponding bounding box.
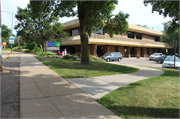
[149,59,152,61]
[158,60,162,64]
[106,58,110,62]
[118,58,121,62]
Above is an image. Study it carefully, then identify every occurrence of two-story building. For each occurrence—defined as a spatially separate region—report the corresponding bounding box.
[60,19,173,57]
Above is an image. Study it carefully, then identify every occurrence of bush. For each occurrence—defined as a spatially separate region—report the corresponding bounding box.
[76,52,81,58]
[89,55,106,62]
[13,47,20,50]
[39,51,56,56]
[62,54,73,59]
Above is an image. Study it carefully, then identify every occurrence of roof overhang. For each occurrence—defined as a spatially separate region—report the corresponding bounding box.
[61,19,166,37]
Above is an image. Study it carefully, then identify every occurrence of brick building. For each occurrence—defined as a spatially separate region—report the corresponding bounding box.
[60,19,172,57]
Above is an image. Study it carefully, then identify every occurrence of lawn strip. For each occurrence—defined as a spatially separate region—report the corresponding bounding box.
[35,56,139,79]
[97,67,179,118]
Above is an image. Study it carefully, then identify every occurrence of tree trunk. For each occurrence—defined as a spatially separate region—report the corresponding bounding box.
[40,44,43,52]
[80,31,89,65]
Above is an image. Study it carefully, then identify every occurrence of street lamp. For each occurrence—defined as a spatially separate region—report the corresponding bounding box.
[1,11,13,53]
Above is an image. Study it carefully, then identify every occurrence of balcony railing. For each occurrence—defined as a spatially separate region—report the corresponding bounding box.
[62,34,173,48]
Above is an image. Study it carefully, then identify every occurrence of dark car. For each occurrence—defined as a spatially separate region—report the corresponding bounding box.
[155,56,167,64]
[102,52,122,62]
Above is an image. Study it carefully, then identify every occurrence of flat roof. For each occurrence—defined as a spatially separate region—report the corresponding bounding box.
[61,19,166,37]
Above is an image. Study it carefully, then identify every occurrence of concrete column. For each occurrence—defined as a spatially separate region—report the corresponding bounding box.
[135,47,141,57]
[149,48,153,55]
[103,45,109,54]
[142,47,147,57]
[109,45,115,52]
[88,44,96,56]
[119,46,125,57]
[75,45,81,53]
[134,32,136,39]
[126,46,131,57]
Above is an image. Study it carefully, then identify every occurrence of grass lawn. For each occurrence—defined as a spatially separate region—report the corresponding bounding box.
[36,56,139,79]
[97,67,179,118]
[2,48,11,51]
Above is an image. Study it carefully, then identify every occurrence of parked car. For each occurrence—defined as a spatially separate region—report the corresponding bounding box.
[102,52,122,62]
[149,53,164,61]
[162,56,180,69]
[155,56,167,64]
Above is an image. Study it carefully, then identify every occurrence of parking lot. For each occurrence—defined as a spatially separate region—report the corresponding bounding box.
[109,58,163,68]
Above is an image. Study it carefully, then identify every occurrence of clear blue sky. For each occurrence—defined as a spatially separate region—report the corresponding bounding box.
[1,0,172,36]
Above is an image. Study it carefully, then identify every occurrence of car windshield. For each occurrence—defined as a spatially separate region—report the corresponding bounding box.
[103,52,111,56]
[165,57,179,62]
[152,53,159,56]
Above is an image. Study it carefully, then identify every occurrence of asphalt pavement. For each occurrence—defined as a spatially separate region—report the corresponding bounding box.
[1,52,20,118]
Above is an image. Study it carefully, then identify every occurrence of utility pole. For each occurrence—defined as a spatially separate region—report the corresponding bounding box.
[173,40,177,69]
[0,0,2,72]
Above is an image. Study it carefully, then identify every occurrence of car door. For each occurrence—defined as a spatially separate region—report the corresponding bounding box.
[110,53,116,60]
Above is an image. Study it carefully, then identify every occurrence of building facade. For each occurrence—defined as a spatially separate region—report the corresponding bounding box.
[60,19,173,57]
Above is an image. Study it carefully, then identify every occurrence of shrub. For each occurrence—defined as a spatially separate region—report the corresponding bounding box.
[62,54,73,59]
[89,55,106,62]
[13,47,20,50]
[57,52,63,56]
[76,52,81,58]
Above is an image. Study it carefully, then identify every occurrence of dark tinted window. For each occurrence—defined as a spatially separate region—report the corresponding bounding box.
[70,29,78,36]
[136,33,142,39]
[127,31,134,38]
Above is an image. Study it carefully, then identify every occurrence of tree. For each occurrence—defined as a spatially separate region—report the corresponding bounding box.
[144,1,179,34]
[136,24,148,28]
[30,1,129,65]
[1,24,12,48]
[160,21,179,55]
[14,4,67,52]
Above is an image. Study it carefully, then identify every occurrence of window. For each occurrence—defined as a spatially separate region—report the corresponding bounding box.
[127,31,134,38]
[70,29,78,36]
[155,36,160,42]
[93,29,103,34]
[136,33,142,39]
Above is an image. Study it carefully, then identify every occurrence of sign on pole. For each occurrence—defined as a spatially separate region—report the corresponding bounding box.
[2,41,6,46]
[9,36,15,44]
[46,42,60,51]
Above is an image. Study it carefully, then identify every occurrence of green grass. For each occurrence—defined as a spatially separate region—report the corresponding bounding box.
[2,48,11,51]
[97,67,179,118]
[36,56,139,79]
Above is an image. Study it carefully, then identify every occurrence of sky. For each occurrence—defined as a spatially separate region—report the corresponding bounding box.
[1,0,172,36]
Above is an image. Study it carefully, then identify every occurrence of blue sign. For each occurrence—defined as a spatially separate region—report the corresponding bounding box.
[47,42,60,47]
[9,36,15,44]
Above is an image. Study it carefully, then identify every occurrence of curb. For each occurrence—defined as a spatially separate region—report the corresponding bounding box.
[2,51,11,61]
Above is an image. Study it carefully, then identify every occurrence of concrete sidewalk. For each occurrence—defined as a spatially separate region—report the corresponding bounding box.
[66,63,164,99]
[20,53,120,118]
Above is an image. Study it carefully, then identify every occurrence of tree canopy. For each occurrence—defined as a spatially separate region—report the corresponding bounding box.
[144,1,179,34]
[1,24,15,47]
[30,1,130,65]
[14,4,67,52]
[136,24,148,28]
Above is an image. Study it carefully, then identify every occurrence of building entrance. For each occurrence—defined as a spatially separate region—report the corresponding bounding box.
[97,46,104,57]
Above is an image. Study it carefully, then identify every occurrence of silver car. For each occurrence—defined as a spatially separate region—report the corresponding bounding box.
[162,56,180,69]
[149,53,164,61]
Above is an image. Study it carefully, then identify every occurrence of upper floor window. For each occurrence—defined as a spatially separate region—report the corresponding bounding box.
[155,36,160,42]
[136,33,142,39]
[127,31,134,38]
[93,29,103,34]
[70,29,78,36]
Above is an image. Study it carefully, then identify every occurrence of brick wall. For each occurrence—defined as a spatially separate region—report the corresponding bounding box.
[142,34,155,41]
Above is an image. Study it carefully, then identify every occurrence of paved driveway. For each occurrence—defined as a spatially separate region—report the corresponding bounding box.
[110,58,163,68]
[67,58,164,99]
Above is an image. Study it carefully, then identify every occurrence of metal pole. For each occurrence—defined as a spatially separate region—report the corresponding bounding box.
[0,0,2,72]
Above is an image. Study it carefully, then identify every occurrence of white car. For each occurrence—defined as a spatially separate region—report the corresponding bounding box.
[162,56,180,69]
[149,53,164,61]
